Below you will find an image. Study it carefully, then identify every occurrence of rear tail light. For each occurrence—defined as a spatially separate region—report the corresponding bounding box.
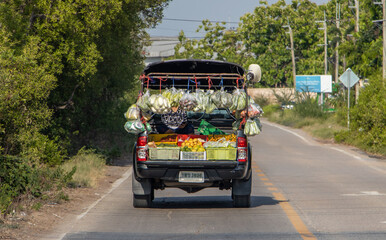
[136,136,147,161]
[237,137,247,148]
[137,136,147,147]
[237,137,248,162]
[137,149,147,161]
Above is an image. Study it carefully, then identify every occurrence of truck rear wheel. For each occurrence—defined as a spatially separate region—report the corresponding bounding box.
[233,195,250,208]
[232,176,252,208]
[133,194,152,208]
[132,171,153,208]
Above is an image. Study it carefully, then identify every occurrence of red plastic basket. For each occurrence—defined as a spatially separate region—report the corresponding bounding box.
[177,134,207,146]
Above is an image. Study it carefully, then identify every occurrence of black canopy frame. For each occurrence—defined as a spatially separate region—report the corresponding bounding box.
[141,60,246,92]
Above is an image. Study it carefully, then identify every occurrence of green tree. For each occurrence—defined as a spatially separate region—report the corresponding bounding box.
[0,0,170,154]
[0,0,170,214]
[0,29,63,164]
[337,0,383,78]
[173,0,323,87]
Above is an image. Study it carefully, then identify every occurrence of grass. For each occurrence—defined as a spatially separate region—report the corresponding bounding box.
[263,105,345,141]
[61,148,106,188]
[303,114,345,140]
[262,103,384,157]
[0,222,19,229]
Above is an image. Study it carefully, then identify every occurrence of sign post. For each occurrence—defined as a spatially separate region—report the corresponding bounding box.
[339,68,359,129]
[348,69,350,129]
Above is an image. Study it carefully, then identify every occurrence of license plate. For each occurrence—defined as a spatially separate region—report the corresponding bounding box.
[178,171,204,183]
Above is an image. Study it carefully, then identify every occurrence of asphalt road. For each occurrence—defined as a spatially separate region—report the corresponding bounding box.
[51,120,386,240]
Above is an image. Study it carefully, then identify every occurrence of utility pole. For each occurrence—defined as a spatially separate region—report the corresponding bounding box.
[356,0,360,32]
[374,0,386,85]
[316,11,328,106]
[317,11,328,75]
[283,22,296,88]
[383,0,386,85]
[349,0,360,32]
[335,3,341,83]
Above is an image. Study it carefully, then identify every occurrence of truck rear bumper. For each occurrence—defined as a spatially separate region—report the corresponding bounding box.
[136,160,248,181]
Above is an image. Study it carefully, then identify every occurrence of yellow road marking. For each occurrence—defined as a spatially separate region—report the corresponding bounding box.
[272,192,317,240]
[258,173,265,177]
[254,168,317,239]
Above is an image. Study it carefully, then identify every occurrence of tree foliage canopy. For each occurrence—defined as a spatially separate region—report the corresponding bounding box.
[173,0,384,87]
[0,0,170,160]
[172,0,385,154]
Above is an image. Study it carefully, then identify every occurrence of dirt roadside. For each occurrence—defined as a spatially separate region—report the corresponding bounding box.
[0,163,131,240]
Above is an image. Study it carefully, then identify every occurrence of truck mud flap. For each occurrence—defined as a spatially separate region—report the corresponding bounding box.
[132,173,152,195]
[232,176,252,196]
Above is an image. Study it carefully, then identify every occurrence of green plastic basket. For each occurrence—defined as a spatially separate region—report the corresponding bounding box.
[206,148,237,160]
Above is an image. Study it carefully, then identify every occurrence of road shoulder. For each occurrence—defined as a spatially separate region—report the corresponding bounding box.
[1,164,131,240]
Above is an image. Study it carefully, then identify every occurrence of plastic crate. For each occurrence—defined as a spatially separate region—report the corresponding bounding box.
[180,151,206,161]
[149,147,180,160]
[148,134,178,145]
[206,148,237,160]
[177,135,207,146]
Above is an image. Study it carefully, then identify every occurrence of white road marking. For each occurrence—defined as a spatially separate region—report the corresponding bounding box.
[331,147,363,161]
[342,191,386,196]
[331,147,386,174]
[262,121,313,146]
[381,221,386,224]
[265,120,386,177]
[56,166,132,240]
[76,167,132,220]
[167,211,172,220]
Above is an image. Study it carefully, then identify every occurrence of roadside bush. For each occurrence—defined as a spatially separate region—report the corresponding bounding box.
[294,92,325,119]
[262,104,281,116]
[338,76,386,154]
[18,131,66,166]
[0,156,75,215]
[272,89,295,105]
[253,94,270,107]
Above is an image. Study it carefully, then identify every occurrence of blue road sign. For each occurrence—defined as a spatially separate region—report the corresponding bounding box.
[296,76,321,92]
[296,75,332,93]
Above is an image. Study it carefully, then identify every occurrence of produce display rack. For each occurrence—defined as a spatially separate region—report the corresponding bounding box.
[142,72,246,92]
[139,60,252,135]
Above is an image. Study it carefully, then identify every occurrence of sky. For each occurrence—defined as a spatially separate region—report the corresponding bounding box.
[147,0,329,38]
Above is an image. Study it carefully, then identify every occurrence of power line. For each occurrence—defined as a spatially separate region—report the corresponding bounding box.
[153,27,198,33]
[150,36,204,41]
[163,18,239,24]
[151,42,180,46]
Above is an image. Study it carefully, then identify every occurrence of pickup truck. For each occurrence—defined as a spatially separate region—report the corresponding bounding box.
[131,59,261,208]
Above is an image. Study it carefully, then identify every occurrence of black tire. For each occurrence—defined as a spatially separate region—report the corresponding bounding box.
[233,195,251,208]
[133,194,152,208]
[151,187,155,201]
[232,176,252,208]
